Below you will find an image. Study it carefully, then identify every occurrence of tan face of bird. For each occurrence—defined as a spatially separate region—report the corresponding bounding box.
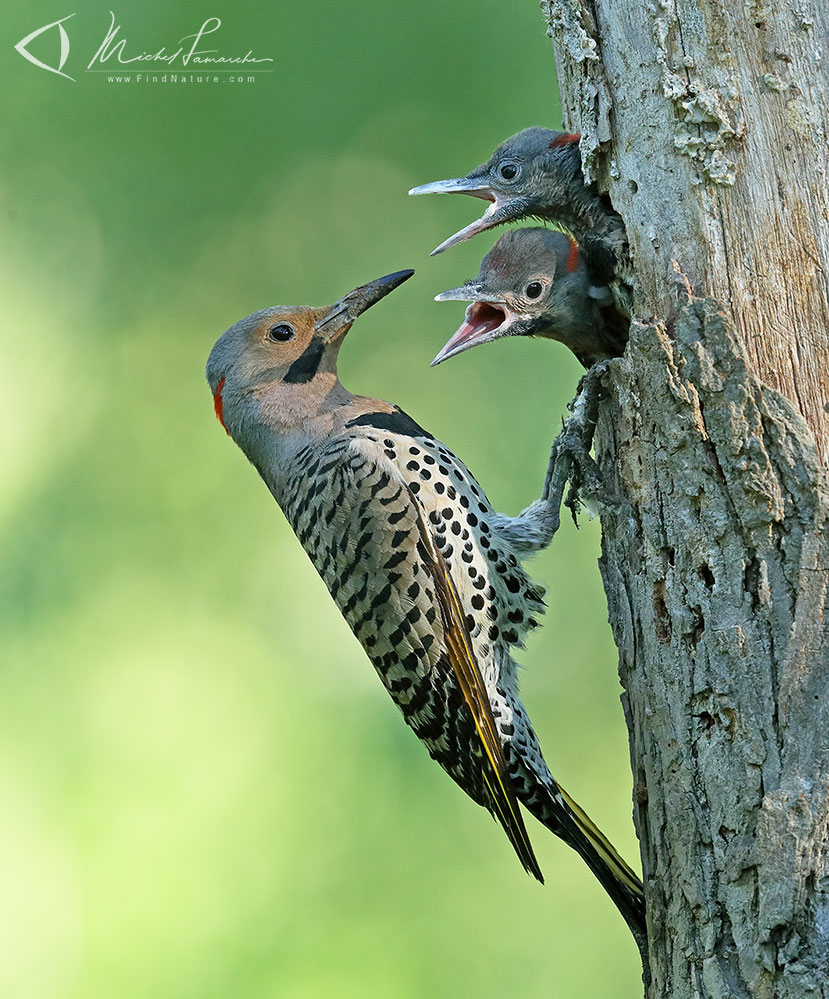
[206,270,414,437]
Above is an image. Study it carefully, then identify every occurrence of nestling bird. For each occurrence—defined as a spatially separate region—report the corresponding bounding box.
[432,228,629,368]
[409,126,632,312]
[206,269,646,949]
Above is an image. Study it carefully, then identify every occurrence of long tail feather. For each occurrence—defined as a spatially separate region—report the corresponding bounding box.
[556,782,647,958]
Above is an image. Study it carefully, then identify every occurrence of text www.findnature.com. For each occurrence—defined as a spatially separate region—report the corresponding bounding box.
[105,74,258,83]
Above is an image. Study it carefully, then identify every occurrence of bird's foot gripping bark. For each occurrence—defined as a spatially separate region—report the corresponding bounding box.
[542,359,613,535]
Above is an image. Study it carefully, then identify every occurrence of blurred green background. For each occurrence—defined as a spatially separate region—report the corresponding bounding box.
[1,3,641,997]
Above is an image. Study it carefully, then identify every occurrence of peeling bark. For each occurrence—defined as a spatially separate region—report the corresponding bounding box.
[541,1,829,995]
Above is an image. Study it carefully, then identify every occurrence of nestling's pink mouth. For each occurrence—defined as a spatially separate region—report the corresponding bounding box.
[465,189,496,203]
[431,300,514,365]
[452,302,507,347]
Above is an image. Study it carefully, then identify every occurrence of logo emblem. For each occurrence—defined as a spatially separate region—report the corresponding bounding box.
[14,14,76,81]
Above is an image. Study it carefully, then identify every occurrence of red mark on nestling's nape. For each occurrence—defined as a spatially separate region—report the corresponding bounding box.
[213,376,229,434]
[566,238,580,273]
[549,133,581,149]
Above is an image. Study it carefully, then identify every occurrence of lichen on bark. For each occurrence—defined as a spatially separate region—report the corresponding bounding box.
[542,0,829,459]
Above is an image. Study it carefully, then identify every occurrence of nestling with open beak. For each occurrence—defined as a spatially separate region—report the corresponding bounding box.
[409,126,632,314]
[206,270,646,951]
[432,228,629,369]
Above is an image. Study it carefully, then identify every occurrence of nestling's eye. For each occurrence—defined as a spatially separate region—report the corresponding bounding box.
[267,323,295,342]
[498,162,520,181]
[525,282,544,299]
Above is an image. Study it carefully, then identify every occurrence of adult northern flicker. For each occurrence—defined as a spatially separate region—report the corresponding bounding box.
[432,228,629,369]
[409,126,632,314]
[206,269,646,950]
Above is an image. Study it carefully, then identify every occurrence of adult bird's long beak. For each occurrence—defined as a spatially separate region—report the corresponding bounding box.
[316,269,414,338]
[408,177,522,256]
[431,284,515,366]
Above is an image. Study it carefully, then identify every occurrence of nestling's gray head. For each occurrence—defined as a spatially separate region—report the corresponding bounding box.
[432,228,613,366]
[409,127,583,254]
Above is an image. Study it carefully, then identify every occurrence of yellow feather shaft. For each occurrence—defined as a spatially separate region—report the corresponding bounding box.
[558,783,643,898]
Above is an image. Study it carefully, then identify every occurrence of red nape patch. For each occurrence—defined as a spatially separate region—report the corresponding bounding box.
[566,238,580,273]
[549,132,581,149]
[213,376,229,435]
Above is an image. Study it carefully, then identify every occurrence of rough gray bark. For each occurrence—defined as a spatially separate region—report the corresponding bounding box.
[540,1,829,995]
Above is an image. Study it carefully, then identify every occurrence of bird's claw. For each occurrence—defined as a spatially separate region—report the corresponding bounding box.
[542,360,613,533]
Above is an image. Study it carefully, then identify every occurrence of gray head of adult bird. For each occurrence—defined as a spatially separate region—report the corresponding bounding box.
[206,270,414,455]
[431,228,628,369]
[409,127,601,256]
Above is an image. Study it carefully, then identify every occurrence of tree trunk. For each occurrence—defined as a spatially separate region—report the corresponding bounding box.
[540,1,829,995]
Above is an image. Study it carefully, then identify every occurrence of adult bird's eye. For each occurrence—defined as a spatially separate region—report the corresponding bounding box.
[525,282,543,299]
[499,162,520,181]
[267,323,295,343]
